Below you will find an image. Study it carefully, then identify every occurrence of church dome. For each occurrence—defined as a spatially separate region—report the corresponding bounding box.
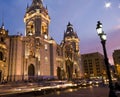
[26,0,47,14]
[27,0,42,12]
[0,23,8,36]
[64,22,78,39]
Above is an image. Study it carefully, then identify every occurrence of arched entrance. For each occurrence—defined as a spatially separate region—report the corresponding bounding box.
[57,67,61,80]
[28,64,35,80]
[66,60,73,81]
[0,70,2,82]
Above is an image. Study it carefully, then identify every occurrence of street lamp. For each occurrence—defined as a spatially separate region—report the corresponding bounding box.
[96,21,117,97]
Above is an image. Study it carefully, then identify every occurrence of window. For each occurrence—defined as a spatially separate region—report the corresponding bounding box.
[95,58,99,65]
[88,59,92,64]
[45,44,48,51]
[0,52,3,60]
[90,71,93,74]
[89,64,93,67]
[1,37,4,42]
[45,56,48,62]
[29,51,34,56]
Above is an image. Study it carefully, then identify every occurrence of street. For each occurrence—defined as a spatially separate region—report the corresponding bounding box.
[2,86,118,97]
[0,81,120,97]
[42,87,109,97]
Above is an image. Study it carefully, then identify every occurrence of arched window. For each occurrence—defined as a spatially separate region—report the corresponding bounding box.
[1,37,4,42]
[0,52,3,60]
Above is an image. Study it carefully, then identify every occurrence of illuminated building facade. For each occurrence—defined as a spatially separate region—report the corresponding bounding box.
[59,22,81,80]
[113,49,120,77]
[0,0,81,82]
[81,52,106,79]
[0,24,8,82]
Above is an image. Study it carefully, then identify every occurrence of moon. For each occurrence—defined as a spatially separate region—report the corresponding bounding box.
[105,2,111,8]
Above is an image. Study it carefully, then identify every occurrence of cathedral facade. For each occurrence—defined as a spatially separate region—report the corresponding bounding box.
[0,0,81,82]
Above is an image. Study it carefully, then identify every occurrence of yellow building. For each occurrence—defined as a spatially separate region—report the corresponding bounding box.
[81,52,106,79]
[113,49,120,77]
[0,0,81,82]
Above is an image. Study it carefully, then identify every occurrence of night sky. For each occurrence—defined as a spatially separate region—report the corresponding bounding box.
[0,0,120,64]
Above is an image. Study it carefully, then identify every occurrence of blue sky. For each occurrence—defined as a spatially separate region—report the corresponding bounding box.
[0,0,120,64]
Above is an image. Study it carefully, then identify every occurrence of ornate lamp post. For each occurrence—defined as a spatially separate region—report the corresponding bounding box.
[96,21,117,97]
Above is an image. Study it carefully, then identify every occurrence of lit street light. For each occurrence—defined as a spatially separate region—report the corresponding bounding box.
[96,21,117,97]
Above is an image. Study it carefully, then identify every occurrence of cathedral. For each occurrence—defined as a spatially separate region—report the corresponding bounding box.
[0,0,81,82]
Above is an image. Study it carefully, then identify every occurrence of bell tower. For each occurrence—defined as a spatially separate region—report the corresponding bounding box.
[24,0,50,38]
[64,22,80,52]
[61,22,81,80]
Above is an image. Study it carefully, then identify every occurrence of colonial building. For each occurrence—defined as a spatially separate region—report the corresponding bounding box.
[113,49,120,77]
[0,0,81,82]
[0,24,8,82]
[60,22,81,80]
[81,52,106,79]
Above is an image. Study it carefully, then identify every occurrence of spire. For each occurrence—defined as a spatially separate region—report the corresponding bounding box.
[64,22,79,38]
[32,0,43,5]
[26,0,44,13]
[1,22,4,29]
[1,12,4,29]
[66,22,74,32]
[46,5,47,10]
[27,3,29,9]
[67,22,73,28]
